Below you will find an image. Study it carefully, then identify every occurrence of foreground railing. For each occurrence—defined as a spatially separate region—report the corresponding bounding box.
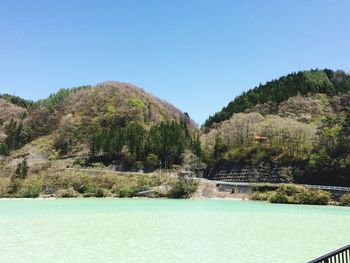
[308,244,350,263]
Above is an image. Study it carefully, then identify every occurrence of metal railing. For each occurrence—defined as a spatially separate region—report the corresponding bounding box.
[308,244,350,263]
[211,181,350,192]
[303,184,350,192]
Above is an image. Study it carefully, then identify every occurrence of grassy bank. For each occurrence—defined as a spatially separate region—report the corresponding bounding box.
[0,170,198,199]
[252,184,350,206]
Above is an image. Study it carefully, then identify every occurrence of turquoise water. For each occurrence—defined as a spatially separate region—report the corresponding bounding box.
[0,199,349,263]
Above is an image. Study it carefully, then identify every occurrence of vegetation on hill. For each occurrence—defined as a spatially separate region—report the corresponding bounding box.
[200,69,350,186]
[33,86,91,111]
[0,94,33,108]
[90,120,201,170]
[305,108,350,185]
[203,69,350,130]
[0,81,201,182]
[0,98,27,155]
[2,69,350,197]
[201,112,316,165]
[201,101,350,185]
[0,168,198,198]
[0,82,192,157]
[0,82,200,198]
[0,98,26,124]
[252,184,331,205]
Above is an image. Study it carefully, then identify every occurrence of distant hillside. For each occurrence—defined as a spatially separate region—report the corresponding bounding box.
[3,71,350,188]
[60,82,187,125]
[0,98,26,140]
[0,94,33,109]
[22,82,191,144]
[0,81,199,174]
[0,98,26,123]
[203,69,350,130]
[200,69,350,186]
[0,83,203,199]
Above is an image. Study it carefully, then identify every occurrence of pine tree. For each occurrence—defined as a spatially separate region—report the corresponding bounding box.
[14,159,28,180]
[214,133,226,161]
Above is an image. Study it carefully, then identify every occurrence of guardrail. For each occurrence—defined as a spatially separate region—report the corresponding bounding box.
[303,184,350,192]
[308,244,350,263]
[212,181,350,192]
[64,168,152,176]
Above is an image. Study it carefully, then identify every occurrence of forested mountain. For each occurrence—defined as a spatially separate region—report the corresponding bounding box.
[2,69,350,189]
[201,69,350,186]
[0,82,204,199]
[0,98,27,149]
[0,94,34,109]
[0,82,197,170]
[203,69,350,130]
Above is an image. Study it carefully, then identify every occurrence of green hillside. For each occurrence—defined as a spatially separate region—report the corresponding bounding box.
[2,70,350,199]
[0,82,197,166]
[0,81,203,198]
[203,69,350,130]
[201,69,350,186]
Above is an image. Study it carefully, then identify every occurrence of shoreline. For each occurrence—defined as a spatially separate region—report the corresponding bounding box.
[0,196,249,201]
[0,196,344,207]
[0,179,348,207]
[1,195,347,208]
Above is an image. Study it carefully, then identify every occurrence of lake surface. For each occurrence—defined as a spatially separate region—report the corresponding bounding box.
[0,199,349,263]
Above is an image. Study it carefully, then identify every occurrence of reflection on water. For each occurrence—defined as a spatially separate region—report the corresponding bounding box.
[0,199,349,263]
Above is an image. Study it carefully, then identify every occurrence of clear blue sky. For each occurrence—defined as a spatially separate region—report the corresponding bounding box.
[1,0,350,125]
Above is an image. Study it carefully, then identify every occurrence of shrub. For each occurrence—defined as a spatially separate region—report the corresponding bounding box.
[145,154,159,171]
[133,161,144,171]
[128,97,145,109]
[252,184,279,192]
[270,185,331,205]
[270,190,289,203]
[8,179,22,196]
[83,186,106,197]
[0,177,11,198]
[340,193,350,206]
[117,186,139,198]
[58,173,90,194]
[251,191,275,201]
[14,159,28,180]
[20,176,44,198]
[49,149,59,161]
[0,143,9,156]
[92,174,116,190]
[168,177,199,199]
[295,190,331,205]
[55,187,78,198]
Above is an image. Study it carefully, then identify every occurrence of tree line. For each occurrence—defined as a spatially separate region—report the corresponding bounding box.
[90,121,202,171]
[204,69,350,129]
[0,86,92,156]
[0,119,28,155]
[305,108,350,185]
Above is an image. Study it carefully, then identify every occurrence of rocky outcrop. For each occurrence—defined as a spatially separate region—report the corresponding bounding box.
[191,179,252,199]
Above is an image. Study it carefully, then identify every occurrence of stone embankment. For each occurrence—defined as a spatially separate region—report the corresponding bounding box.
[209,160,294,184]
